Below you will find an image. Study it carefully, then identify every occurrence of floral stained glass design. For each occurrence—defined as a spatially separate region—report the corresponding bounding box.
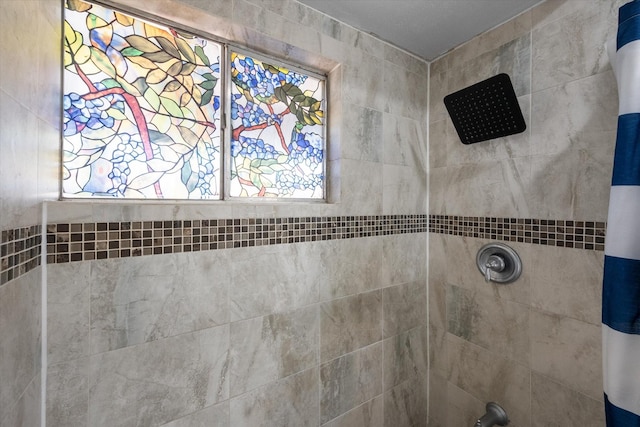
[230,52,325,198]
[63,0,221,199]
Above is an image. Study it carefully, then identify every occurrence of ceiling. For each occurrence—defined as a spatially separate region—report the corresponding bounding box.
[297,0,544,61]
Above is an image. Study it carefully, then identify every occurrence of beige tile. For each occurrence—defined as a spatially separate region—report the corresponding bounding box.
[530,70,618,157]
[383,281,427,338]
[428,158,533,218]
[383,326,428,391]
[383,376,428,427]
[447,285,530,364]
[383,63,429,121]
[383,113,427,167]
[0,96,41,230]
[429,70,449,124]
[428,324,448,376]
[446,335,530,426]
[320,290,382,362]
[0,272,41,417]
[318,238,386,301]
[338,159,384,214]
[531,372,604,427]
[530,246,604,325]
[428,119,449,169]
[230,368,319,427]
[532,6,615,92]
[229,306,319,396]
[47,358,88,427]
[527,148,614,221]
[320,343,382,423]
[427,371,448,427]
[321,396,383,427]
[342,104,383,162]
[88,325,229,426]
[91,252,230,353]
[384,45,428,76]
[428,255,447,331]
[48,262,90,364]
[448,11,531,70]
[445,383,484,427]
[3,373,41,427]
[230,243,321,321]
[160,402,229,427]
[381,234,427,287]
[383,164,428,215]
[531,310,602,400]
[343,50,387,112]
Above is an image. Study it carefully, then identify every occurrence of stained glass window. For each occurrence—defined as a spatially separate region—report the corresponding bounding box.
[62,1,325,200]
[63,0,222,199]
[229,52,325,199]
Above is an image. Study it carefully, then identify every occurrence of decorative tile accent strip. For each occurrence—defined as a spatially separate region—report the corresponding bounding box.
[0,214,608,284]
[46,215,428,264]
[0,225,42,286]
[429,215,607,251]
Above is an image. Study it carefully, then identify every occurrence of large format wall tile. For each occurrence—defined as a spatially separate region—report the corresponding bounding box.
[383,326,428,391]
[531,310,602,400]
[447,285,530,364]
[229,244,323,321]
[381,234,427,287]
[383,377,428,427]
[383,281,427,338]
[318,238,385,301]
[229,368,319,427]
[320,290,382,362]
[530,70,617,157]
[530,246,604,325]
[88,326,229,426]
[91,253,230,353]
[47,358,88,427]
[342,104,383,162]
[531,372,604,427]
[0,272,41,421]
[229,306,319,396]
[532,1,617,92]
[48,262,90,364]
[320,343,383,423]
[1,374,40,427]
[321,396,383,427]
[447,335,530,426]
[160,402,229,427]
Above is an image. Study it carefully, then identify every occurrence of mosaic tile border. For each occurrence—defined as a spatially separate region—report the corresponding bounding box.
[0,214,608,285]
[429,215,606,251]
[0,225,42,286]
[45,215,428,264]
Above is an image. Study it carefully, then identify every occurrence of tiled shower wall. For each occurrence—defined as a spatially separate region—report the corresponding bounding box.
[428,0,623,425]
[0,0,60,425]
[1,0,429,426]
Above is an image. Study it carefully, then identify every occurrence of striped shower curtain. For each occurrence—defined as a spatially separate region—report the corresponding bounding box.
[603,0,640,425]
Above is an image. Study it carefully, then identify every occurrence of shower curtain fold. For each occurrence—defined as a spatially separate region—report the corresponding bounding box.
[603,1,640,425]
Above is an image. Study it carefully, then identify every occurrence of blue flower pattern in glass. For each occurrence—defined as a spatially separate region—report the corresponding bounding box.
[230,52,325,198]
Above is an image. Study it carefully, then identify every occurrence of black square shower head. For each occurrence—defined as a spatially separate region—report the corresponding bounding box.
[443,73,526,145]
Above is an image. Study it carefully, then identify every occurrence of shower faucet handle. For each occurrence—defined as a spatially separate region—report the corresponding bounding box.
[484,254,505,282]
[476,243,522,284]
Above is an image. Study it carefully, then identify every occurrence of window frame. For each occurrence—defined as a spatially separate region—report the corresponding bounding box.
[60,0,328,203]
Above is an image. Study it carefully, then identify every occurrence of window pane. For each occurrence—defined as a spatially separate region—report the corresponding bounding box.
[62,0,222,199]
[230,51,325,199]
